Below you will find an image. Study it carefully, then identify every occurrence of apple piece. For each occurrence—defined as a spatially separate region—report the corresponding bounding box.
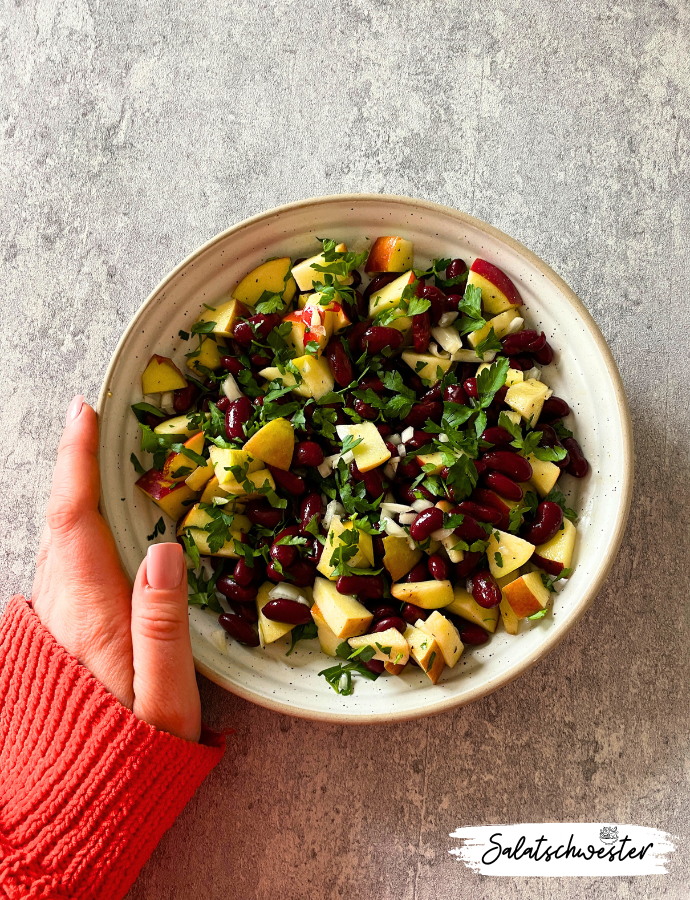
[467,259,524,315]
[416,611,463,668]
[182,529,244,559]
[417,449,464,474]
[467,307,523,348]
[444,585,499,634]
[348,628,410,666]
[200,475,230,504]
[194,297,250,338]
[317,516,374,580]
[310,602,343,657]
[232,257,297,307]
[176,501,245,534]
[487,529,535,578]
[368,270,416,318]
[312,577,373,639]
[256,581,296,646]
[208,447,262,487]
[496,572,521,635]
[336,422,391,473]
[476,361,524,387]
[185,460,215,492]
[382,535,423,582]
[135,469,198,521]
[154,413,207,437]
[303,293,351,335]
[441,534,465,563]
[401,351,452,386]
[162,431,205,482]
[224,468,275,498]
[533,518,576,575]
[283,305,329,356]
[505,378,551,427]
[365,236,414,273]
[526,453,560,498]
[187,336,225,374]
[503,571,551,619]
[403,624,445,684]
[291,243,352,293]
[243,418,295,471]
[384,661,408,676]
[391,579,454,609]
[260,355,336,400]
[141,355,188,394]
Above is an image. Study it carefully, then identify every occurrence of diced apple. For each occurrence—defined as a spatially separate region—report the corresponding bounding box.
[391,579,454,609]
[467,307,523,348]
[368,270,416,318]
[444,585,499,634]
[291,244,352,293]
[476,362,524,387]
[223,468,275,498]
[336,422,390,473]
[317,516,374,580]
[256,581,296,646]
[182,529,245,559]
[292,354,335,400]
[533,518,576,575]
[232,257,297,307]
[312,577,372,638]
[348,628,410,666]
[141,355,188,394]
[417,611,463,668]
[487,529,535,578]
[403,624,445,684]
[176,501,245,534]
[503,571,551,619]
[283,305,329,356]
[496,571,521,635]
[135,469,198,520]
[526,453,560,497]
[185,461,215,492]
[209,447,262,486]
[505,378,551,426]
[365,236,414,273]
[441,534,465,563]
[187,336,225,374]
[310,602,343,657]
[303,293,351,335]
[194,297,249,338]
[200,475,230,504]
[401,351,452,386]
[243,418,295,471]
[162,431,205,482]
[467,259,524,315]
[382,535,423,582]
[154,413,207,437]
[384,661,408,676]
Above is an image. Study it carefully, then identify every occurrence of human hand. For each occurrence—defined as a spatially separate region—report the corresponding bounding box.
[31,395,201,742]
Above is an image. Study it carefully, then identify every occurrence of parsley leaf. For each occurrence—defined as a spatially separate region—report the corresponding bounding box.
[130,452,146,475]
[131,402,166,424]
[146,517,166,541]
[285,621,318,656]
[476,357,510,408]
[544,488,578,522]
[474,326,502,360]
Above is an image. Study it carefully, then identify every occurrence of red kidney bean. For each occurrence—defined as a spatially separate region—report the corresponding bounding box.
[225,396,253,441]
[405,430,433,450]
[215,396,231,413]
[463,377,478,399]
[349,460,363,482]
[482,426,514,445]
[233,558,256,587]
[471,569,502,608]
[530,341,554,366]
[455,501,503,527]
[349,269,362,290]
[404,401,443,428]
[282,558,317,587]
[454,552,482,579]
[482,449,533,482]
[221,356,245,376]
[472,488,510,515]
[250,352,271,369]
[361,326,404,355]
[363,658,385,675]
[444,383,468,405]
[416,284,446,324]
[402,371,424,395]
[446,259,468,281]
[372,535,385,562]
[538,424,570,470]
[443,292,463,313]
[523,501,564,545]
[361,375,386,393]
[271,525,301,565]
[427,554,449,581]
[267,465,306,496]
[300,492,322,534]
[294,441,325,467]
[539,396,570,422]
[532,554,564,576]
[262,598,313,625]
[216,575,258,604]
[377,423,392,437]
[326,338,353,387]
[362,468,386,499]
[484,470,523,501]
[454,513,490,543]
[401,602,429,623]
[412,311,431,352]
[337,575,385,600]
[371,604,398,621]
[501,329,545,356]
[489,385,509,410]
[397,456,421,479]
[507,355,533,372]
[372,615,407,634]
[363,272,399,301]
[219,613,260,646]
[397,482,434,505]
[306,538,324,564]
[173,384,197,413]
[421,384,443,403]
[229,600,258,624]
[457,622,489,645]
[384,441,397,458]
[266,562,283,582]
[245,500,283,529]
[347,320,369,354]
[562,438,589,477]
[406,560,430,582]
[354,397,378,420]
[410,507,444,542]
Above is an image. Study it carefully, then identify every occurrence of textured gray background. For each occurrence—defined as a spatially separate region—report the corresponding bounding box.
[1,1,688,898]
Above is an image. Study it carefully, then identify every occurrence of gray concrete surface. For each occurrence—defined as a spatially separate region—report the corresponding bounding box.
[1,1,688,897]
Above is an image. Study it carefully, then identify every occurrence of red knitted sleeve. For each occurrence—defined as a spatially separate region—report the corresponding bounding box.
[0,596,225,900]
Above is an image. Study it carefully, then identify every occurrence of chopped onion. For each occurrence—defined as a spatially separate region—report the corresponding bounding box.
[411,498,434,512]
[431,326,463,355]
[397,443,407,458]
[335,424,351,441]
[438,433,449,443]
[389,433,402,446]
[450,349,483,363]
[438,311,459,327]
[159,391,175,413]
[407,537,417,551]
[269,583,309,605]
[222,373,243,401]
[401,426,414,443]
[383,463,395,480]
[398,512,417,525]
[342,450,354,465]
[381,502,414,515]
[506,317,524,335]
[428,341,451,359]
[527,367,541,382]
[317,460,332,478]
[324,500,344,529]
[431,527,454,541]
[381,516,407,537]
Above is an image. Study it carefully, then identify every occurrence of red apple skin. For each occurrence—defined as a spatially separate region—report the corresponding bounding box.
[136,468,178,501]
[365,236,411,273]
[470,259,523,306]
[503,579,544,618]
[532,554,564,576]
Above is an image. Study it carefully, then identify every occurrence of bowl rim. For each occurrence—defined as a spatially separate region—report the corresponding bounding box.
[97,192,634,724]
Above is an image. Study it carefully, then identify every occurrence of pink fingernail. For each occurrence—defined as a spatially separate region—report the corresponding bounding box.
[65,395,84,425]
[147,543,185,590]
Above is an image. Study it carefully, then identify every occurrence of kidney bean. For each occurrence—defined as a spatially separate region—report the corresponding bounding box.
[454,513,490,543]
[214,396,230,413]
[409,507,443,542]
[362,468,386,499]
[401,602,429,624]
[228,600,258,624]
[482,426,514,445]
[371,604,397,621]
[530,341,554,366]
[537,424,570,470]
[397,456,420,479]
[361,375,386,393]
[501,329,545,356]
[294,441,325,467]
[397,482,434,505]
[507,355,533,372]
[443,293,463,313]
[562,437,589,477]
[354,397,378,420]
[300,492,322,534]
[463,377,478,399]
[266,562,283,582]
[347,320,369,354]
[457,622,489,645]
[283,558,317,587]
[446,258,468,281]
[454,552,482,579]
[326,338,353,387]
[349,268,362,289]
[245,500,283,529]
[455,501,503,527]
[405,430,433,450]
[270,542,297,569]
[421,384,443,403]
[384,441,397,459]
[219,613,260,646]
[539,396,570,422]
[405,560,430,583]
[482,449,533,482]
[444,383,468,405]
[402,371,424,395]
[404,401,443,428]
[233,558,256,587]
[372,534,385,562]
[217,575,258,604]
[472,488,510,514]
[225,396,253,441]
[262,598,313,625]
[267,465,306,496]
[337,575,385,600]
[221,356,245,376]
[372,615,407,634]
[532,554,564,576]
[173,384,197,413]
[523,501,564,545]
[306,538,324,564]
[490,385,509,409]
[484,470,523,501]
[363,658,385,674]
[250,352,271,369]
[412,311,431,352]
[416,284,446,324]
[471,569,501,608]
[427,554,449,581]
[363,272,399,301]
[349,460,364,482]
[361,326,404,355]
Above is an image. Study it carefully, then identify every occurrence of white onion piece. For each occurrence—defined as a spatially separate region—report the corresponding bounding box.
[428,341,451,359]
[505,317,524,335]
[268,583,308,604]
[381,502,414,515]
[342,450,354,465]
[222,374,243,401]
[398,444,407,458]
[527,367,541,382]
[324,500,344,529]
[401,426,414,443]
[411,498,434,513]
[438,433,449,443]
[431,527,454,541]
[431,326,463,355]
[438,311,459,327]
[450,349,483,363]
[317,460,332,478]
[335,424,350,441]
[389,433,402,446]
[381,516,407,537]
[159,391,175,413]
[398,512,417,525]
[383,463,396,480]
[407,537,417,551]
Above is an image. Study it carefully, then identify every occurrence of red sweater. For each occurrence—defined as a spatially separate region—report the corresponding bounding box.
[0,597,224,899]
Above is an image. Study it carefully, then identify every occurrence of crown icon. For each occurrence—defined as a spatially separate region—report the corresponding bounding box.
[599,826,618,844]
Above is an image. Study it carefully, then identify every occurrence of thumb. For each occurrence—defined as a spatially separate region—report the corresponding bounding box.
[131,543,201,742]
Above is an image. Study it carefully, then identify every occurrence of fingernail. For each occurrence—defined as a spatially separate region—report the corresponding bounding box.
[147,542,185,590]
[65,395,84,426]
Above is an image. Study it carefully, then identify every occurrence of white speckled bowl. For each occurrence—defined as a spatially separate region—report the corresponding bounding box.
[98,195,633,723]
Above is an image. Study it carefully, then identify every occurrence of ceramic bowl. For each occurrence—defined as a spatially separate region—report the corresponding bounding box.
[98,194,633,723]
